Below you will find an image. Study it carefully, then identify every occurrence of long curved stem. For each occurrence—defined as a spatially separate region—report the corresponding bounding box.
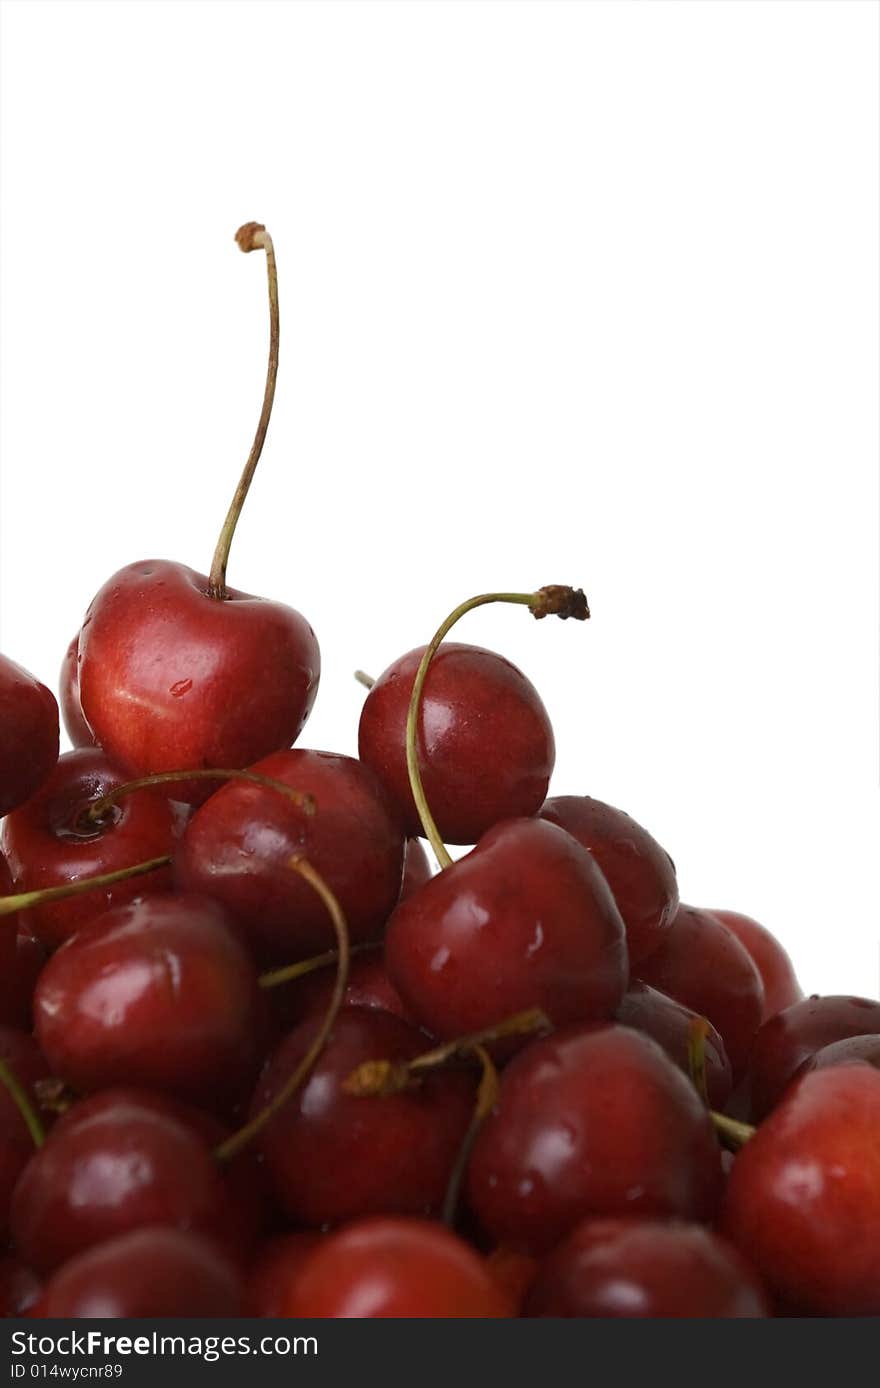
[83,767,314,826]
[0,856,171,918]
[208,222,280,600]
[442,1043,498,1228]
[405,586,589,869]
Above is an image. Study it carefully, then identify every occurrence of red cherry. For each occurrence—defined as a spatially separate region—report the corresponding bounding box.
[616,980,732,1109]
[525,1218,769,1317]
[0,1255,41,1317]
[269,949,414,1035]
[0,653,59,816]
[485,1246,539,1313]
[10,1090,231,1273]
[33,893,266,1108]
[0,922,46,1032]
[246,1232,323,1316]
[359,642,555,844]
[466,1023,723,1253]
[33,1228,244,1318]
[747,994,880,1120]
[709,909,803,1020]
[1,748,177,949]
[59,635,94,749]
[720,1065,880,1314]
[175,749,404,960]
[284,1216,511,1317]
[636,904,765,1077]
[252,1007,474,1227]
[385,818,628,1042]
[400,837,433,900]
[799,1033,880,1076]
[539,796,678,965]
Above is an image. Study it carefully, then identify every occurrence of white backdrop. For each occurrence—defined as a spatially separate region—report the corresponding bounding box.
[1,0,877,998]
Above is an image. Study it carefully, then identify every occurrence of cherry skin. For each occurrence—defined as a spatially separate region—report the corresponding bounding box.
[720,1064,880,1315]
[746,994,880,1120]
[385,818,628,1042]
[0,1255,41,1317]
[246,1233,323,1316]
[539,796,678,965]
[175,749,404,961]
[1,748,178,949]
[252,1006,474,1227]
[76,560,319,802]
[616,980,733,1109]
[33,1228,244,1318]
[358,642,555,844]
[637,904,765,1077]
[33,892,266,1109]
[59,635,94,748]
[0,653,59,816]
[799,1033,880,1076]
[284,1216,511,1318]
[399,837,433,900]
[525,1218,769,1318]
[466,1023,723,1254]
[709,909,803,1020]
[269,949,414,1036]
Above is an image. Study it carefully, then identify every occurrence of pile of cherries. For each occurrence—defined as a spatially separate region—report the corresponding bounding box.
[1,225,878,1321]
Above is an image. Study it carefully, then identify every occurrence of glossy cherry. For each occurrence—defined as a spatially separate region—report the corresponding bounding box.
[175,749,404,960]
[709,909,803,1020]
[283,1216,511,1317]
[616,980,732,1109]
[539,796,678,965]
[746,994,880,1120]
[1,748,177,949]
[466,1023,723,1253]
[59,635,94,748]
[637,904,764,1077]
[525,1218,769,1318]
[720,1064,880,1315]
[0,653,59,816]
[33,893,266,1108]
[385,818,628,1043]
[251,1006,474,1227]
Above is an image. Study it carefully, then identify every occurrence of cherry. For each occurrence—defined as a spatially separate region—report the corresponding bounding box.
[0,855,44,1030]
[1,748,177,949]
[709,908,803,1020]
[525,1218,769,1318]
[747,994,880,1120]
[385,817,628,1043]
[33,892,266,1109]
[799,1033,880,1076]
[400,837,433,900]
[0,1028,50,1237]
[75,226,319,799]
[616,980,732,1109]
[33,1228,244,1318]
[539,796,678,965]
[9,1089,232,1273]
[59,636,94,749]
[251,1006,474,1227]
[485,1246,539,1314]
[283,1216,511,1317]
[466,1023,723,1253]
[720,1064,880,1315]
[267,947,413,1035]
[0,1255,41,1317]
[245,1232,323,1317]
[0,653,59,816]
[175,748,404,960]
[636,904,765,1077]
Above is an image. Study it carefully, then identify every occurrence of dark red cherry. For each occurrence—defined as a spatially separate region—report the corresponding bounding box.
[1,748,177,949]
[59,635,94,749]
[720,1065,880,1314]
[0,1028,50,1238]
[525,1218,769,1317]
[0,653,59,816]
[270,949,414,1036]
[539,796,678,965]
[252,1007,474,1227]
[709,909,803,1020]
[400,838,433,900]
[0,1255,41,1317]
[616,980,732,1109]
[0,921,46,1032]
[284,1216,511,1317]
[385,818,628,1042]
[33,893,265,1108]
[637,904,764,1077]
[175,749,404,960]
[358,642,554,844]
[467,1023,723,1253]
[799,1033,880,1076]
[246,1233,323,1316]
[747,994,880,1120]
[10,1090,230,1273]
[33,1228,244,1318]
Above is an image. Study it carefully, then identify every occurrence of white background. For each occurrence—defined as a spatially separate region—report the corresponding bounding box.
[1,1,877,998]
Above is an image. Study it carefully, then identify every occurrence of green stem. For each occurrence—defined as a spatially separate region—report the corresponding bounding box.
[0,1059,46,1148]
[259,940,377,990]
[442,1043,498,1228]
[0,856,171,918]
[711,1111,756,1149]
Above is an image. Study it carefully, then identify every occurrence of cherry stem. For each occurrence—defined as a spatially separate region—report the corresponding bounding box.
[687,1015,710,1104]
[710,1111,756,1149]
[405,586,589,869]
[342,1006,550,1097]
[208,222,280,601]
[442,1042,498,1228]
[0,1059,45,1148]
[0,856,171,919]
[354,670,375,690]
[83,768,315,826]
[214,856,350,1164]
[258,940,378,990]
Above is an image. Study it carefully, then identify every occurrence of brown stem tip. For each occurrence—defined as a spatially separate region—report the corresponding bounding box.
[529,586,590,621]
[235,222,268,253]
